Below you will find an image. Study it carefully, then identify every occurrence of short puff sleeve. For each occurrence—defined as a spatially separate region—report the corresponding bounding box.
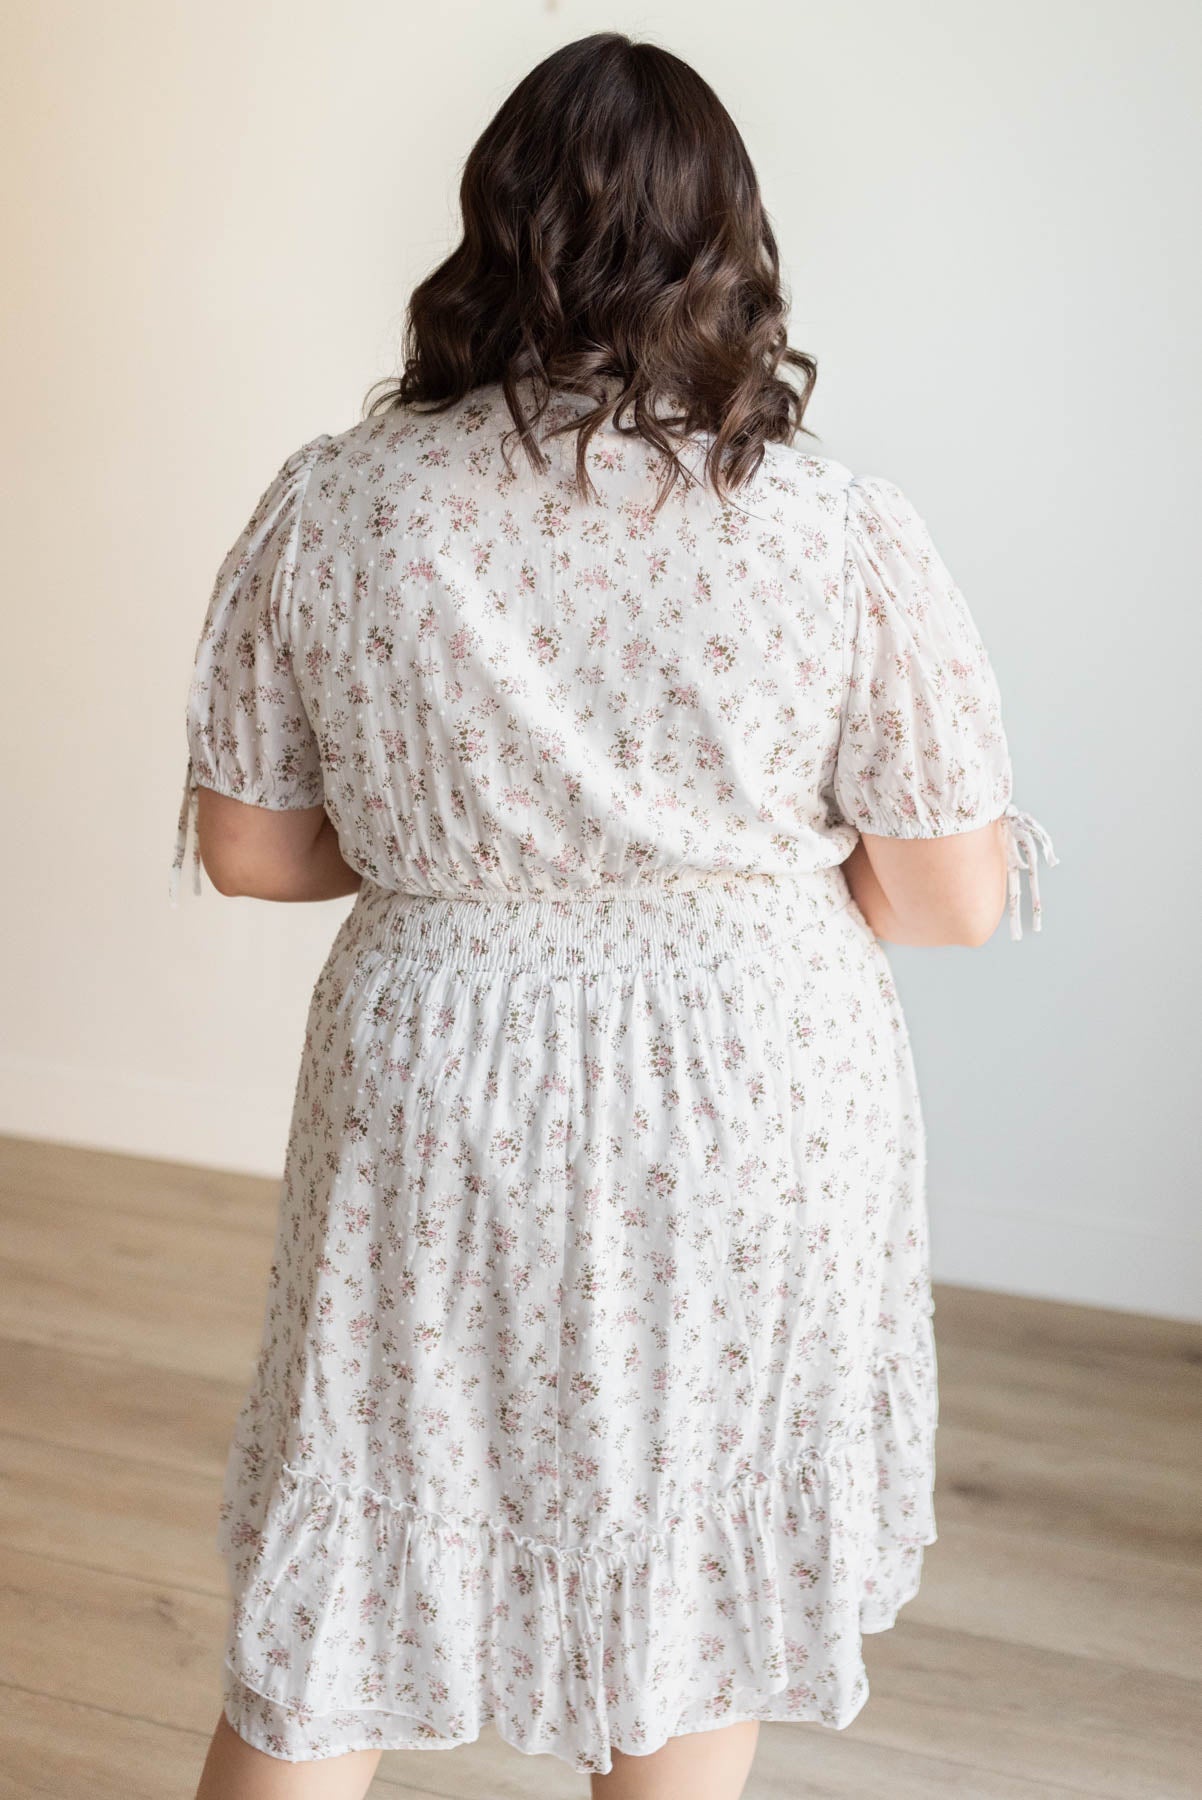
[168,434,330,903]
[833,474,1057,938]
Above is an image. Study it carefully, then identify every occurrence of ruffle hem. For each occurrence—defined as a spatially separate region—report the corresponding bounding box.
[217,1327,938,1774]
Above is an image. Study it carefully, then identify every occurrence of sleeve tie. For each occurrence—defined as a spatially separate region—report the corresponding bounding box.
[1001,803,1058,940]
[169,754,203,906]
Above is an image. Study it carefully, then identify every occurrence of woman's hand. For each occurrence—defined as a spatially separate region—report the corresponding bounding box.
[194,788,364,902]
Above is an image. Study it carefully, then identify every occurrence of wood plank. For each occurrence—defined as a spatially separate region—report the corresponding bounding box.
[0,1685,464,1800]
[0,1431,225,1596]
[849,1620,1202,1800]
[0,1338,239,1476]
[748,1718,1103,1798]
[0,1544,225,1730]
[931,1283,1202,1362]
[0,1184,274,1382]
[933,1421,1201,1564]
[936,1336,1202,1460]
[907,1518,1202,1680]
[0,1685,216,1800]
[0,1133,279,1238]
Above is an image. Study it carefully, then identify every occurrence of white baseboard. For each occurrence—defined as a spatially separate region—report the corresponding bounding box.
[930,1193,1202,1324]
[0,1053,292,1180]
[3,1053,1199,1324]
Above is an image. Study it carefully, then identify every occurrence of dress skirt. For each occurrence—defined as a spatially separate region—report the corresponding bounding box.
[217,864,938,1774]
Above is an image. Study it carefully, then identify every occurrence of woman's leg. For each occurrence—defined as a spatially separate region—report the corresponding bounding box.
[194,1712,382,1800]
[591,1721,760,1800]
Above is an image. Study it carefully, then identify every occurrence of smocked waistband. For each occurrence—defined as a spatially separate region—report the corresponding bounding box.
[337,866,856,978]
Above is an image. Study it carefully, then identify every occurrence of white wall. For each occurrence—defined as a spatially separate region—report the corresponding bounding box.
[2,0,1198,1319]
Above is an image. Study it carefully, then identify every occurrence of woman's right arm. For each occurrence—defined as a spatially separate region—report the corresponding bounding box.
[196,788,364,902]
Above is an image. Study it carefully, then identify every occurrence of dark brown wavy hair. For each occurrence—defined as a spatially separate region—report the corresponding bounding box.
[363,32,818,511]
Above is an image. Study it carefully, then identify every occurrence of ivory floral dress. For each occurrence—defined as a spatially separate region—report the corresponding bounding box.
[169,381,1056,1773]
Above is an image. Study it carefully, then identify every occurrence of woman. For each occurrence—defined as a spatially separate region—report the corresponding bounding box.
[172,31,1056,1800]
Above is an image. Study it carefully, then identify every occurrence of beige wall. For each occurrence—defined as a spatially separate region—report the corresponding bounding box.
[3,1,1199,1317]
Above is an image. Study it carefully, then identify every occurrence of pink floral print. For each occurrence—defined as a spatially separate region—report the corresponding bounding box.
[169,382,1055,1772]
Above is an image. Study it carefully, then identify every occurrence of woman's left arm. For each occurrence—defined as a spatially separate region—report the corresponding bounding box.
[843,819,1008,946]
[196,789,363,902]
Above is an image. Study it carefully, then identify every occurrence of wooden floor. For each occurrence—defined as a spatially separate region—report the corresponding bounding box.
[1,1133,1199,1799]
